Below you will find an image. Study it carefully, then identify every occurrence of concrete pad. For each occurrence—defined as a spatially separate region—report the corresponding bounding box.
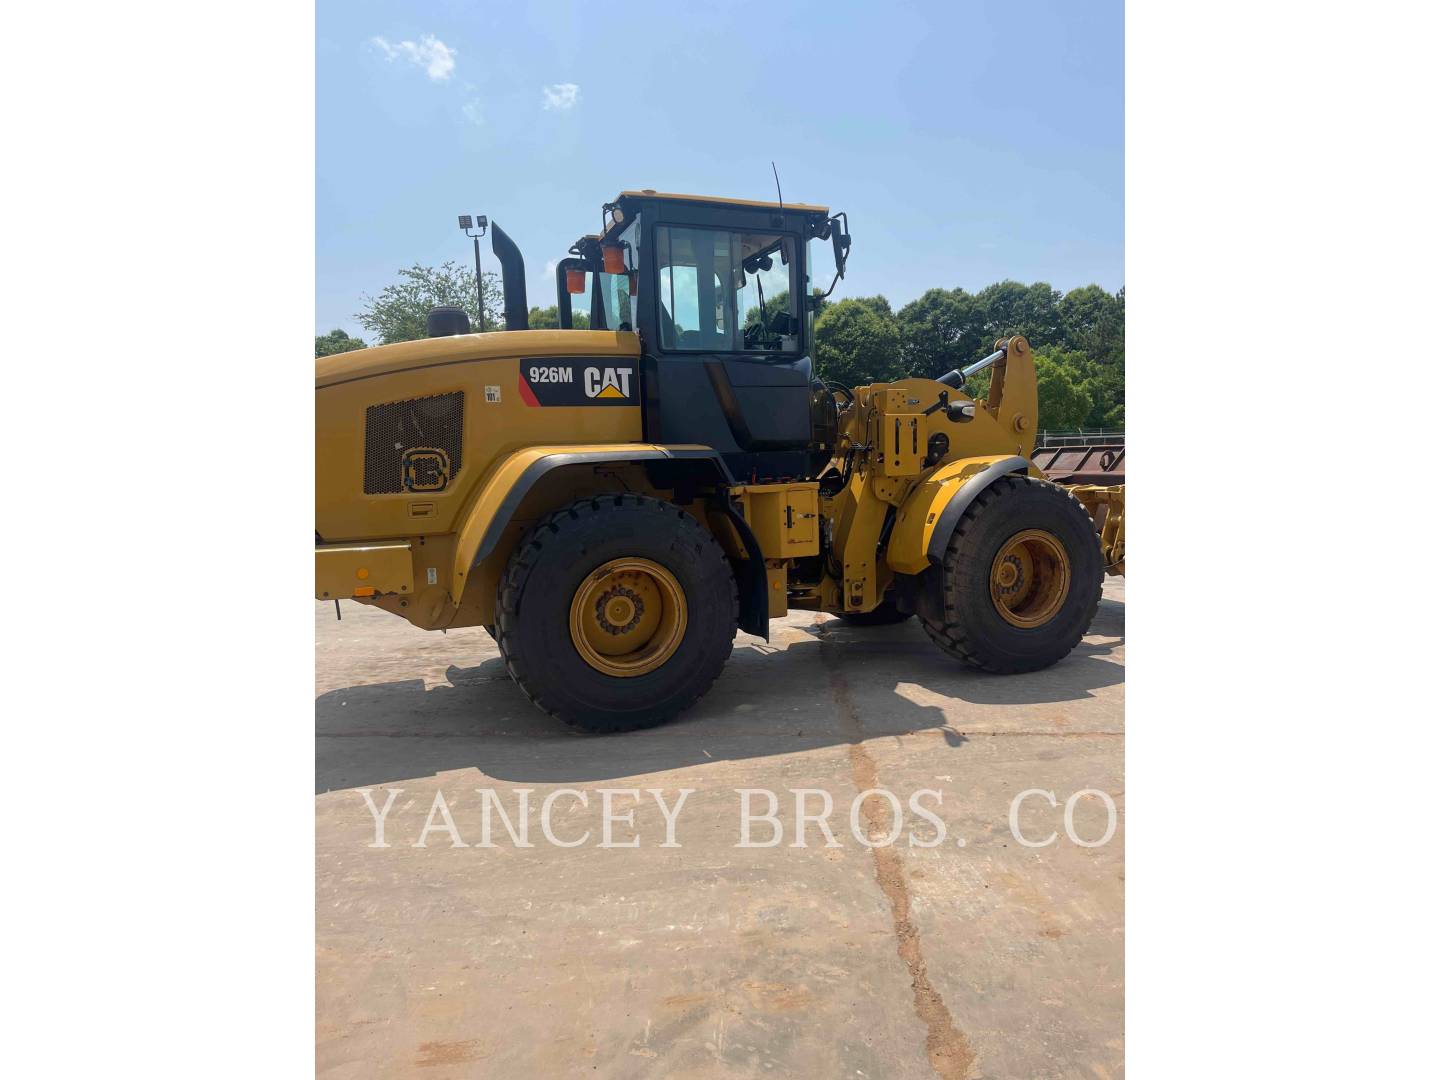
[317,578,1124,1078]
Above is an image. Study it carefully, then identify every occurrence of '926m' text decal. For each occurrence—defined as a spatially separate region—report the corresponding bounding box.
[518,359,637,407]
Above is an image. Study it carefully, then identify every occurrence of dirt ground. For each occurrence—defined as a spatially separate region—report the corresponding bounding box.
[316,577,1124,1079]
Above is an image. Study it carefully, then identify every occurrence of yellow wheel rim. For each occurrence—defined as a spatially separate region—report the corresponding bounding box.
[568,558,688,677]
[989,529,1071,629]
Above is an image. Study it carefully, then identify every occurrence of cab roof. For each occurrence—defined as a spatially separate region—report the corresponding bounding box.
[615,190,830,215]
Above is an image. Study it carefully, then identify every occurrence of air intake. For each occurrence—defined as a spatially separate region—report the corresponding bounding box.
[427,306,471,337]
[363,391,464,494]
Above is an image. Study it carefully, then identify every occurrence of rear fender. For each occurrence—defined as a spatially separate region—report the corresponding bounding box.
[885,454,1036,574]
[448,444,731,608]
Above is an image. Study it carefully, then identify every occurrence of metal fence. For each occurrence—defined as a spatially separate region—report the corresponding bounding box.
[1035,430,1124,449]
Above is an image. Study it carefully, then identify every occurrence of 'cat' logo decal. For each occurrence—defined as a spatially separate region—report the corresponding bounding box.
[518,359,637,407]
[584,367,632,399]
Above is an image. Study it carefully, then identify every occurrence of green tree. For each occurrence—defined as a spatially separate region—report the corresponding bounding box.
[976,280,1062,348]
[315,328,367,357]
[527,305,589,330]
[1059,285,1125,363]
[1033,348,1096,430]
[1079,355,1125,428]
[896,288,984,379]
[812,298,903,387]
[1029,343,1124,429]
[850,295,894,318]
[356,261,503,344]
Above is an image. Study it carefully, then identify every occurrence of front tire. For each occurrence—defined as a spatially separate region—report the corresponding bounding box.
[920,475,1102,673]
[496,494,738,733]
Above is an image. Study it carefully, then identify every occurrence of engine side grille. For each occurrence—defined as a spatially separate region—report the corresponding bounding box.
[363,391,464,494]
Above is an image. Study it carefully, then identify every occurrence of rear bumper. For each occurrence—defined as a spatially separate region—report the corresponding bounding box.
[316,540,414,600]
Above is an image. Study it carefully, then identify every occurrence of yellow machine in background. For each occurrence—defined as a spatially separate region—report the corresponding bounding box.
[317,191,1114,732]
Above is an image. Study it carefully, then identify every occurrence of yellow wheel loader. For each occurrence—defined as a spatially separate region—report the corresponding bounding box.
[316,191,1121,732]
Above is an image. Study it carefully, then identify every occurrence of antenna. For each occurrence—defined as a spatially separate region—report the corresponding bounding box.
[771,161,784,212]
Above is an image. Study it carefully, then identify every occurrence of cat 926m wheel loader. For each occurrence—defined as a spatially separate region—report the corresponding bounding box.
[316,190,1117,732]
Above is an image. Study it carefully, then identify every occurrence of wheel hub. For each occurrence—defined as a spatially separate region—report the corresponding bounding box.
[989,529,1071,629]
[994,556,1024,594]
[569,558,687,677]
[596,586,644,635]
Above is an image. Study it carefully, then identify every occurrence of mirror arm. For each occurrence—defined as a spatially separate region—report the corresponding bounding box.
[809,212,850,309]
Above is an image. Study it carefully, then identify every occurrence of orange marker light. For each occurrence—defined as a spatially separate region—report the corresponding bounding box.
[356,567,370,580]
[602,245,625,274]
[353,586,376,598]
[566,268,587,294]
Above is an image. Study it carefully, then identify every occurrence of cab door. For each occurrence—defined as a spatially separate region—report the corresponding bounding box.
[637,209,816,477]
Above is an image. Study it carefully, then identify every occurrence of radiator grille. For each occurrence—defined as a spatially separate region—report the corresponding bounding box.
[363,391,464,494]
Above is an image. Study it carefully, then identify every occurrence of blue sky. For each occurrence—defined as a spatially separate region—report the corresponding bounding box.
[317,0,1122,340]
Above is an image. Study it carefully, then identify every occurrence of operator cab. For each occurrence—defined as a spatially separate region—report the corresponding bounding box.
[556,190,851,482]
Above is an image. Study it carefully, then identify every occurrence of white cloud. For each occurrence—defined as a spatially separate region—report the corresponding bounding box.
[541,83,581,111]
[462,99,483,126]
[370,35,456,82]
[544,260,559,277]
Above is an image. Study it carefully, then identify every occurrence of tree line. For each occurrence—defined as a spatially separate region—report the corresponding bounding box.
[317,264,1123,431]
[806,283,1123,430]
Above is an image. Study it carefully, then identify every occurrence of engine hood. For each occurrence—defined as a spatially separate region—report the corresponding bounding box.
[316,329,640,389]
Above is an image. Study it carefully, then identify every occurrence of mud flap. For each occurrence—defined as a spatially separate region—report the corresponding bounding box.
[894,566,945,623]
[717,502,770,641]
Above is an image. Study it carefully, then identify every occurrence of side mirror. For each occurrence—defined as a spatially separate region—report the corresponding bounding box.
[813,211,852,302]
[831,228,850,280]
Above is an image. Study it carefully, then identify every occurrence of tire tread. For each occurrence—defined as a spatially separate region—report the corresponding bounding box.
[494,493,738,732]
[918,475,1102,673]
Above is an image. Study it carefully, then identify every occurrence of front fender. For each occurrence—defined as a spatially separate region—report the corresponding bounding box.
[885,454,1036,574]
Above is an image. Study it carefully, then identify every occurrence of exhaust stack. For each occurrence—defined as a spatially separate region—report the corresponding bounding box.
[490,222,529,331]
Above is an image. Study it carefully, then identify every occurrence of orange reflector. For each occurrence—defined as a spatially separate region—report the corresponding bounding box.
[353,586,376,597]
[566,268,586,294]
[602,245,625,274]
[356,567,370,580]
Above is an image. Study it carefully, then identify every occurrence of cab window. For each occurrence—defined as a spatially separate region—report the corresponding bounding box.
[656,225,798,353]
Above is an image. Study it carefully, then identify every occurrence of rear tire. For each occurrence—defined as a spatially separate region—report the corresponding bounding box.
[920,475,1102,673]
[496,494,738,733]
[836,599,913,626]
